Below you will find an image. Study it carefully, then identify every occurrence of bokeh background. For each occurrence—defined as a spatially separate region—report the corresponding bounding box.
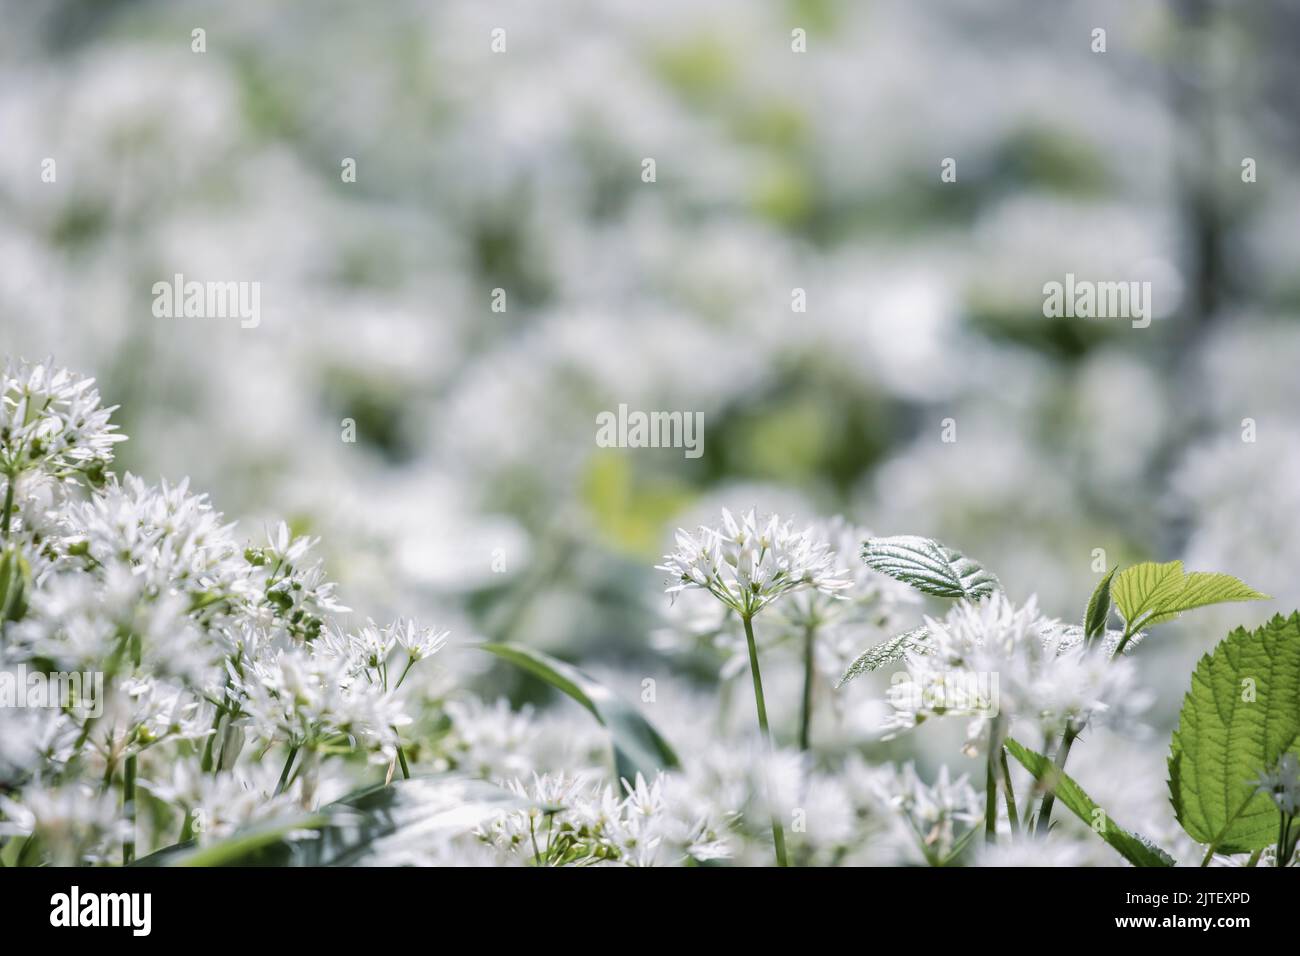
[3,0,1298,856]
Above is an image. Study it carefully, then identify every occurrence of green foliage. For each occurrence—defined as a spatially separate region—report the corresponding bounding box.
[137,775,519,867]
[1113,561,1268,634]
[0,543,30,623]
[480,642,679,781]
[861,535,1000,600]
[1004,738,1174,867]
[1168,613,1300,856]
[1082,565,1116,645]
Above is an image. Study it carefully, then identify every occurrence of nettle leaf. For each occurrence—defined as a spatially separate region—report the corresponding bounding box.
[1004,739,1174,867]
[480,642,679,780]
[861,536,1000,601]
[1113,560,1268,633]
[1168,613,1300,856]
[837,626,929,686]
[1083,566,1117,645]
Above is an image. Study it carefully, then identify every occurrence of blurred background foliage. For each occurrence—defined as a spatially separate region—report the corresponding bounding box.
[2,0,1299,766]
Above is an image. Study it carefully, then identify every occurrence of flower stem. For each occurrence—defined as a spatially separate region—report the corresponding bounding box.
[393,727,411,780]
[1035,723,1078,836]
[798,621,816,752]
[999,746,1020,833]
[274,745,299,797]
[0,477,13,540]
[1278,813,1293,868]
[984,720,1002,845]
[742,614,788,867]
[122,754,137,864]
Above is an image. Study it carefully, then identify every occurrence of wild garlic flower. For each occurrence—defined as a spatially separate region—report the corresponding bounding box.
[238,647,408,762]
[1255,753,1300,815]
[883,593,1146,753]
[477,771,735,867]
[871,762,982,866]
[0,359,124,487]
[0,783,126,866]
[658,508,850,618]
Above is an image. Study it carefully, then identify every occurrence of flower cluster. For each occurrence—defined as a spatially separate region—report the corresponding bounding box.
[658,508,851,619]
[0,361,452,864]
[883,594,1148,753]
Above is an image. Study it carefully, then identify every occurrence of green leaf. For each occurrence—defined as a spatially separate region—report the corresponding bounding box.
[0,544,30,623]
[1083,566,1116,645]
[1004,738,1175,867]
[837,626,929,686]
[480,642,679,780]
[136,774,520,866]
[861,536,1000,601]
[1168,613,1300,856]
[1113,561,1268,633]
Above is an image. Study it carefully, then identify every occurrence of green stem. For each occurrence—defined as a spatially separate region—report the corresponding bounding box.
[1111,623,1139,659]
[984,720,1001,845]
[0,476,13,541]
[798,622,816,752]
[1035,723,1078,836]
[1278,813,1293,868]
[393,728,410,780]
[274,745,299,797]
[999,746,1020,833]
[123,754,137,865]
[742,614,788,867]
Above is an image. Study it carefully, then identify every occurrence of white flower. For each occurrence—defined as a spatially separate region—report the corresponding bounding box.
[871,762,982,865]
[391,619,450,662]
[0,358,124,486]
[883,594,1147,752]
[657,508,850,617]
[1255,753,1300,815]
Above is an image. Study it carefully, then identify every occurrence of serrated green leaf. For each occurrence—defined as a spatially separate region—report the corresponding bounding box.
[1113,561,1268,633]
[1083,566,1116,645]
[1168,612,1300,856]
[1004,738,1175,867]
[837,626,929,686]
[861,536,1000,600]
[136,774,520,866]
[480,642,679,780]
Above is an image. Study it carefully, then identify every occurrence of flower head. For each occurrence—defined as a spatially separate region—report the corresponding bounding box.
[0,359,124,486]
[657,508,850,617]
[883,593,1147,752]
[1255,753,1300,815]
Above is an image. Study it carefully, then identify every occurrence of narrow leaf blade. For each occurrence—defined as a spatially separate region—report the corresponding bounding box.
[1083,566,1117,644]
[1005,738,1174,867]
[480,642,679,780]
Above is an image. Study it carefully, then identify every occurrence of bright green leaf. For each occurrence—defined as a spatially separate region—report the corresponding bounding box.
[861,536,1000,601]
[480,642,679,781]
[1083,565,1116,645]
[1113,561,1268,633]
[1168,613,1300,856]
[1004,738,1174,867]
